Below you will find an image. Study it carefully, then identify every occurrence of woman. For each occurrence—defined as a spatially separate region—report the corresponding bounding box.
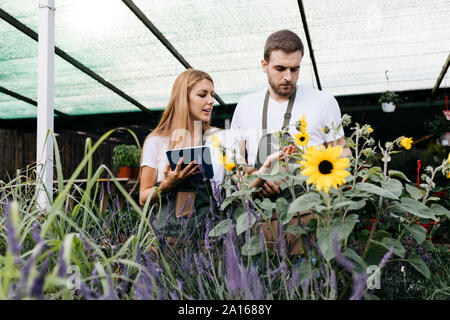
[139,69,224,242]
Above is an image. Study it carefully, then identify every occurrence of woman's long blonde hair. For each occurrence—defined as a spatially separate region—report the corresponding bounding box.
[148,69,214,149]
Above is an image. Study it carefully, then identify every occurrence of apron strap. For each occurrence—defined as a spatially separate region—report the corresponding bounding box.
[262,87,297,131]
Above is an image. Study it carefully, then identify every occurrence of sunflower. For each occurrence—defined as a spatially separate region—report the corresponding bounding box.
[219,153,236,172]
[447,153,450,179]
[210,134,220,150]
[211,134,236,172]
[296,115,308,133]
[400,137,413,150]
[294,131,310,146]
[300,145,350,193]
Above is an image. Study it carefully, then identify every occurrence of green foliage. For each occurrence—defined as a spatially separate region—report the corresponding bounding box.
[378,90,400,104]
[112,144,141,172]
[425,114,450,136]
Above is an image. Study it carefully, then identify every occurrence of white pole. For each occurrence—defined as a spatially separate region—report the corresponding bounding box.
[36,0,55,212]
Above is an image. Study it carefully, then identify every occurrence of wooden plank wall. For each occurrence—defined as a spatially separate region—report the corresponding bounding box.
[0,129,117,181]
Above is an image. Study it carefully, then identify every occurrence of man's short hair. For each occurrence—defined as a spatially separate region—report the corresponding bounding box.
[264,29,304,62]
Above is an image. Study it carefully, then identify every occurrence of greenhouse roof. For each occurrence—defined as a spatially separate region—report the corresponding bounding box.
[0,0,449,121]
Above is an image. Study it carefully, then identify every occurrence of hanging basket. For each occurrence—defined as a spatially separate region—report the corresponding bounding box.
[443,110,450,121]
[440,132,450,146]
[381,102,396,112]
[443,96,449,120]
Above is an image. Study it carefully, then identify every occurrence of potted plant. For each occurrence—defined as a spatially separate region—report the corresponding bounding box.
[378,90,400,112]
[112,144,141,179]
[425,115,450,146]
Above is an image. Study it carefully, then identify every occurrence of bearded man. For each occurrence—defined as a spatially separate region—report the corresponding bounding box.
[229,29,351,254]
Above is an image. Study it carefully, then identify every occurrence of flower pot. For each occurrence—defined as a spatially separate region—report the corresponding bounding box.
[117,166,132,178]
[440,132,450,146]
[381,102,396,112]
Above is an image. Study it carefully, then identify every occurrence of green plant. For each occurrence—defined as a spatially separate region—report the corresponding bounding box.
[378,91,400,104]
[425,115,450,136]
[112,144,141,172]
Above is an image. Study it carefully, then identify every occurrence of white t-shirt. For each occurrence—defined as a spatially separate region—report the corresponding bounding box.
[230,85,344,166]
[141,128,226,186]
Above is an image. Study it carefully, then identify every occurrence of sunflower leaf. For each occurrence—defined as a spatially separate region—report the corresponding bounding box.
[276,197,291,225]
[382,179,403,198]
[241,235,262,256]
[388,170,411,182]
[408,254,431,279]
[316,227,335,262]
[403,224,427,244]
[430,204,450,218]
[395,197,437,220]
[209,219,232,237]
[288,192,321,214]
[355,182,399,200]
[405,184,423,200]
[236,210,256,236]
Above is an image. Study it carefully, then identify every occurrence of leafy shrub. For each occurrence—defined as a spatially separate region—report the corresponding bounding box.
[112,144,141,172]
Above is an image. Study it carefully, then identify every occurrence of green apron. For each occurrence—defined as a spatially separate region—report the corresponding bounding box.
[152,179,213,241]
[151,132,216,241]
[255,87,297,169]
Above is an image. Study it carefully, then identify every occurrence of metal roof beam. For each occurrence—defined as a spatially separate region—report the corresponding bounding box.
[121,0,227,107]
[297,0,322,90]
[431,53,450,101]
[0,85,71,119]
[0,7,153,116]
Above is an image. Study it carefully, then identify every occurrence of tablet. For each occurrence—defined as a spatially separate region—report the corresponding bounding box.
[166,145,214,180]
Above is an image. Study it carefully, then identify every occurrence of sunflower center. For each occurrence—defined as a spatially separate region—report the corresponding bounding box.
[300,137,305,141]
[318,160,333,174]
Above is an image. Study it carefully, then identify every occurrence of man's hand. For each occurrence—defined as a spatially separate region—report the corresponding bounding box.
[258,180,281,197]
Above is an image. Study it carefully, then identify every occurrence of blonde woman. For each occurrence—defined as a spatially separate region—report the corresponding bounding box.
[139,69,224,242]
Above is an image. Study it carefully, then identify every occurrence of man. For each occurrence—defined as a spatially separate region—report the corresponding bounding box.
[230,29,350,197]
[230,29,350,254]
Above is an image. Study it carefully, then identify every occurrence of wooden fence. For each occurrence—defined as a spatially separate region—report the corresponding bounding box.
[0,129,117,182]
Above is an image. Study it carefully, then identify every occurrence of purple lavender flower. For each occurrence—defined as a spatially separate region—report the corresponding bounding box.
[204,214,212,251]
[225,230,241,295]
[313,272,319,294]
[199,252,212,270]
[193,253,204,275]
[259,225,266,253]
[32,222,41,244]
[241,264,264,300]
[330,269,337,295]
[275,221,286,259]
[287,268,300,293]
[332,232,354,273]
[133,272,153,300]
[100,272,118,300]
[80,281,100,300]
[16,243,48,298]
[379,246,394,268]
[169,291,179,300]
[320,264,327,279]
[350,273,368,300]
[56,243,67,277]
[4,201,22,256]
[107,176,111,195]
[30,257,50,299]
[301,276,311,296]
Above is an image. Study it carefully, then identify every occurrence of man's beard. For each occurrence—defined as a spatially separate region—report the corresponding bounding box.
[268,77,295,97]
